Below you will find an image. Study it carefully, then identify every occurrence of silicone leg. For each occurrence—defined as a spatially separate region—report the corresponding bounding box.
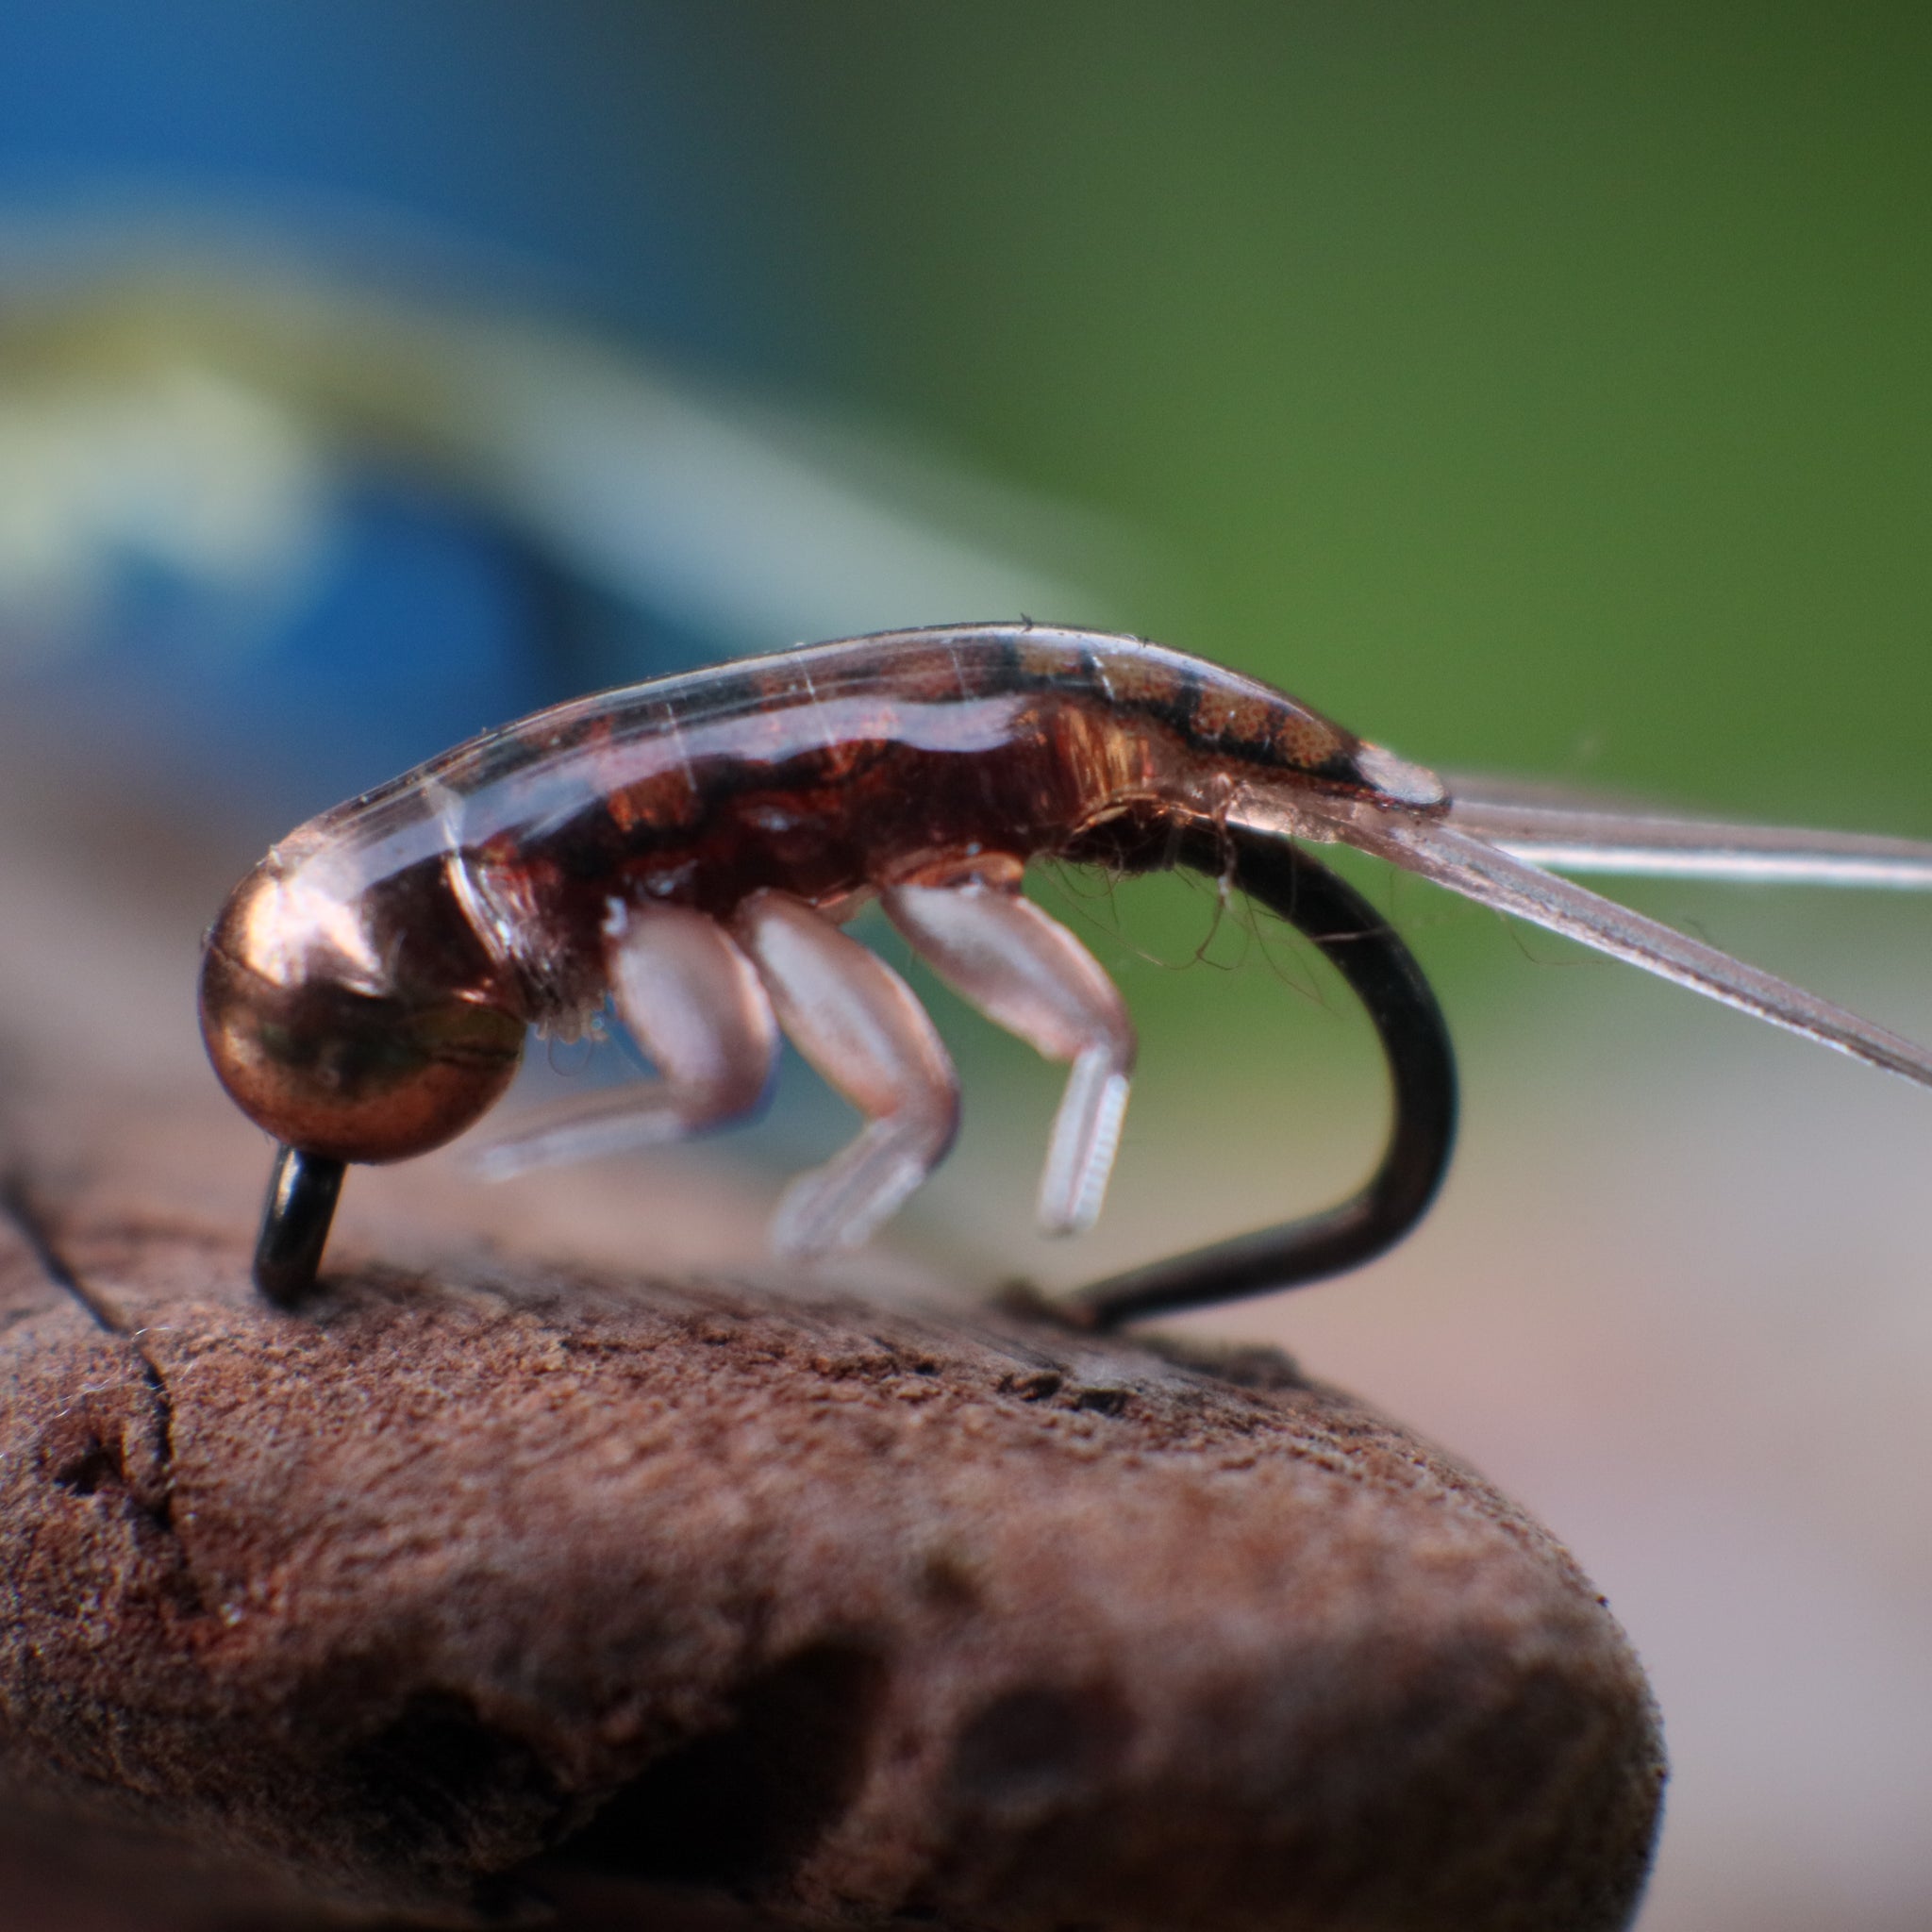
[468,903,777,1177]
[732,891,959,1256]
[883,882,1135,1235]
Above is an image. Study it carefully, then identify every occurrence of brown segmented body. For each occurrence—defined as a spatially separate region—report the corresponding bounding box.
[245,625,1437,1034]
[207,619,1932,1322]
[200,623,1462,1309]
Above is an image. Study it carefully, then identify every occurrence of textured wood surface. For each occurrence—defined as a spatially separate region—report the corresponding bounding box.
[0,740,1663,1928]
[0,1170,1664,1932]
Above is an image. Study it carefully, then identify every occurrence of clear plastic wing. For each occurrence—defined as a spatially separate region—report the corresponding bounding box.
[1443,779,1932,889]
[1321,805,1932,1093]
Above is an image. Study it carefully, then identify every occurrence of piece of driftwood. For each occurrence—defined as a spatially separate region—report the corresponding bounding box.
[0,1169,1663,1932]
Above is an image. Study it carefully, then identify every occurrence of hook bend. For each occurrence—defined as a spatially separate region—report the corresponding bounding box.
[1063,820,1457,1329]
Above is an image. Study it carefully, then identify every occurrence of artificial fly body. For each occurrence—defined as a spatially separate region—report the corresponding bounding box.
[198,625,1932,1318]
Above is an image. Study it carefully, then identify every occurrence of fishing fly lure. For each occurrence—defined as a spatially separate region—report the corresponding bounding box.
[199,624,1932,1319]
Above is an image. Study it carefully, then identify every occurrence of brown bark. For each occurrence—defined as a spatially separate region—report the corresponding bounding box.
[0,1172,1663,1932]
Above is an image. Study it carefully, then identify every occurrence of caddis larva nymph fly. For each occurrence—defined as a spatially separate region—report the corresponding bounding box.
[200,624,1932,1315]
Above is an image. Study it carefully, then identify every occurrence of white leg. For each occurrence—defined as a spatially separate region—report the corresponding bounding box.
[731,891,959,1257]
[883,882,1134,1235]
[467,903,776,1177]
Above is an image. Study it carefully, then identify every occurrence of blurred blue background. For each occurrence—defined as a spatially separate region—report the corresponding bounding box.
[0,1,1116,811]
[4,8,1932,1928]
[4,2,1928,998]
[0,2,841,805]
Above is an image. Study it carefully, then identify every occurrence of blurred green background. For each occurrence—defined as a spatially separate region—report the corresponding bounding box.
[736,0,1932,1150]
[8,1,1929,1036]
[760,2,1931,822]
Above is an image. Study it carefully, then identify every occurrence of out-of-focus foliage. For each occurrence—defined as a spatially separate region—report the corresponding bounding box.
[8,6,1927,1044]
[710,4,1932,1061]
[0,5,1124,822]
[0,256,1111,805]
[749,5,1932,821]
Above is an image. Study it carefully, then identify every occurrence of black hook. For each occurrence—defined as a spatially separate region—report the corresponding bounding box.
[253,1144,346,1307]
[1065,822,1457,1328]
[245,828,1455,1323]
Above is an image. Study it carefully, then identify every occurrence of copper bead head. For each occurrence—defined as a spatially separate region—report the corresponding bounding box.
[199,848,525,1165]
